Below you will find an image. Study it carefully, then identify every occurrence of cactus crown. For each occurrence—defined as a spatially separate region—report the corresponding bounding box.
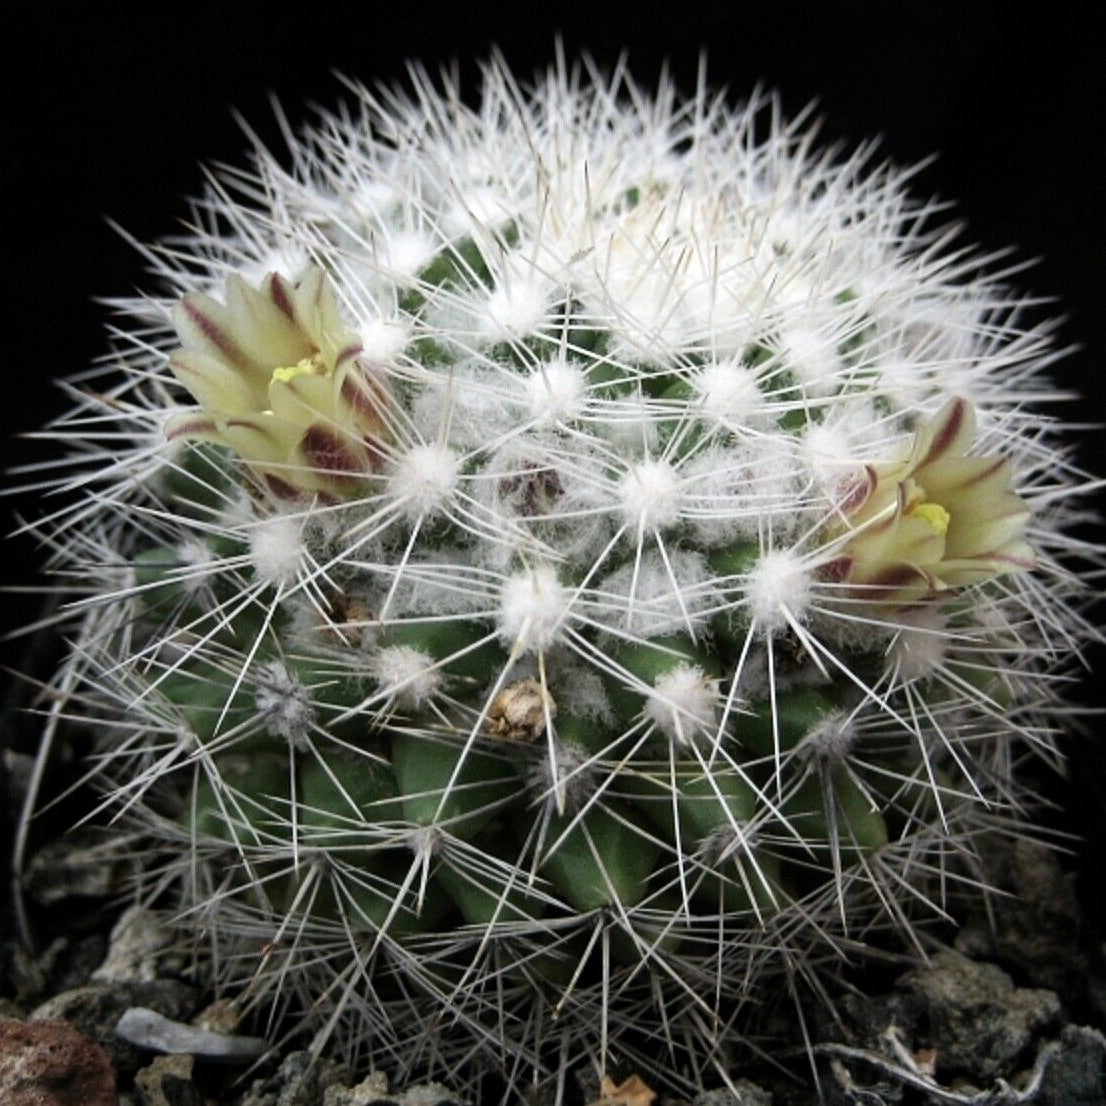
[16,54,1101,1101]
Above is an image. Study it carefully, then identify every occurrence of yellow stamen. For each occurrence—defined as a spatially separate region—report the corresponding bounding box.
[910,501,950,537]
[271,355,325,384]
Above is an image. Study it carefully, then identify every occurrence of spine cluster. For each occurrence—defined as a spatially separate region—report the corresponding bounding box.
[18,56,1101,1099]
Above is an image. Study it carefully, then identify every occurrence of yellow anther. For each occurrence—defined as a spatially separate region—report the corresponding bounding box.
[910,501,950,537]
[271,355,324,385]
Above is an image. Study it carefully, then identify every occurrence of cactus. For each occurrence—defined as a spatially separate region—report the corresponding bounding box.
[15,54,1102,1100]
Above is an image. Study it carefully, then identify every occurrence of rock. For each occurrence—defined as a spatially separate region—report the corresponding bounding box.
[23,830,135,907]
[31,980,200,1072]
[957,836,1100,1014]
[322,1071,391,1105]
[393,1083,467,1106]
[93,907,176,984]
[7,934,108,1008]
[240,1050,353,1106]
[897,949,1062,1081]
[0,1015,118,1106]
[836,989,924,1046]
[116,1006,267,1062]
[1033,1024,1106,1106]
[133,1053,204,1106]
[690,1081,773,1106]
[193,997,245,1035]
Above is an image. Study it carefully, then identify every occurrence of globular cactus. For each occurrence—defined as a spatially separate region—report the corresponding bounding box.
[16,54,1102,1100]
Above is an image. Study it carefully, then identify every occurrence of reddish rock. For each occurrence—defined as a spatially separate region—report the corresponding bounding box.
[0,1016,118,1106]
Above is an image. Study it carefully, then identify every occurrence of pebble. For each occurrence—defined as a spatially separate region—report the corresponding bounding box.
[0,1015,118,1106]
[116,1006,268,1062]
[133,1053,204,1106]
[321,1071,466,1106]
[93,906,176,984]
[240,1050,352,1106]
[688,1082,773,1106]
[322,1072,391,1105]
[899,949,1062,1081]
[1034,1024,1106,1106]
[23,830,135,906]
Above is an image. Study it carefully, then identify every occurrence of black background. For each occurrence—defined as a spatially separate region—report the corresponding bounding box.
[5,5,1104,868]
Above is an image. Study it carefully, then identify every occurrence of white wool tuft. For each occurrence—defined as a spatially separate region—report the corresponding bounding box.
[388,443,461,519]
[599,550,713,639]
[368,644,443,709]
[255,661,315,746]
[745,548,813,631]
[644,663,719,745]
[248,516,304,586]
[478,266,552,343]
[525,358,587,426]
[692,360,765,430]
[359,318,409,363]
[619,459,682,531]
[498,564,567,652]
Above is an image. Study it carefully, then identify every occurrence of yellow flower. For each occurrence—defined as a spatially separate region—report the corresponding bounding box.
[165,268,392,499]
[827,398,1034,609]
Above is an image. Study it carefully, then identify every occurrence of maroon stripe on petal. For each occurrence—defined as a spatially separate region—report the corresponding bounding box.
[180,297,249,368]
[342,366,391,422]
[361,435,389,471]
[268,274,297,320]
[918,398,967,468]
[850,562,933,604]
[302,425,365,479]
[838,466,877,514]
[266,473,302,500]
[334,342,365,369]
[165,416,217,440]
[818,556,853,584]
[958,456,1008,489]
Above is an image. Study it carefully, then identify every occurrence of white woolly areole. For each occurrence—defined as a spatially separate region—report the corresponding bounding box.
[498,564,566,652]
[779,319,845,397]
[797,711,857,764]
[478,268,551,343]
[645,663,718,746]
[368,644,443,709]
[619,459,682,531]
[255,661,315,746]
[381,230,439,286]
[248,516,304,586]
[359,318,409,363]
[442,183,514,236]
[692,360,764,429]
[889,608,952,683]
[745,548,813,632]
[175,539,216,597]
[525,359,586,426]
[682,440,804,545]
[388,443,461,518]
[554,664,616,726]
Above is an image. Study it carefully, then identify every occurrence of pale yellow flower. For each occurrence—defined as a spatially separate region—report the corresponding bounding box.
[827,398,1034,609]
[165,268,392,499]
